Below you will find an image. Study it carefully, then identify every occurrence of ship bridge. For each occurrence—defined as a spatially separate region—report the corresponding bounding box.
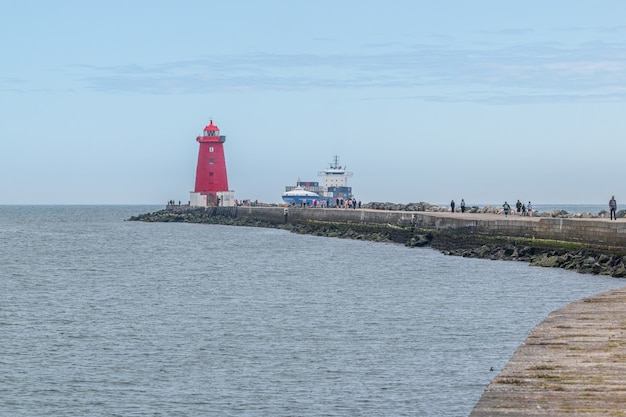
[316,156,353,200]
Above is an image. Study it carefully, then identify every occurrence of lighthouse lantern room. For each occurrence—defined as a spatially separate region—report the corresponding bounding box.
[189,120,235,207]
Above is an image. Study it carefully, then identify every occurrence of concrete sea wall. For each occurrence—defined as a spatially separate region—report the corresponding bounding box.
[239,206,626,250]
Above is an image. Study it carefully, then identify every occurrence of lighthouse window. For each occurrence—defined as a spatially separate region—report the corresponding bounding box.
[209,146,214,152]
[209,158,214,164]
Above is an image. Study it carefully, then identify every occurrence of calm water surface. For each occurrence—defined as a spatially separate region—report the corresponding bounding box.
[1,205,623,416]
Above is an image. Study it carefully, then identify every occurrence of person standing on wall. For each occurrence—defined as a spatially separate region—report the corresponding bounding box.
[450,199,455,213]
[460,199,466,213]
[609,196,617,220]
[503,201,511,216]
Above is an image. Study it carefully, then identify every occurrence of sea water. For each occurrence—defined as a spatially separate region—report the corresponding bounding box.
[1,205,623,417]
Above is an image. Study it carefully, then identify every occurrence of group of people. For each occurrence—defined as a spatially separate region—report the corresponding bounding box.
[449,199,467,213]
[337,197,361,209]
[411,196,621,220]
[449,199,535,216]
[502,200,533,217]
[291,197,362,209]
[235,199,260,206]
[449,199,534,216]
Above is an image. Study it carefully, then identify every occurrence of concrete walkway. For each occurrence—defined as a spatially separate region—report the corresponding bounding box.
[360,208,621,223]
[470,287,626,416]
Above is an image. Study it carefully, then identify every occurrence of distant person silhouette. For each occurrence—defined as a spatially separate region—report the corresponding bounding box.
[609,196,617,220]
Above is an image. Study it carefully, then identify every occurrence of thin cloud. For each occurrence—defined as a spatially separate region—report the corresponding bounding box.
[479,28,535,36]
[558,25,626,34]
[62,41,626,103]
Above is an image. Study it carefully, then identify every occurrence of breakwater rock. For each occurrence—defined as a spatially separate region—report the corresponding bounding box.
[129,207,430,246]
[364,202,623,219]
[443,244,626,278]
[128,206,275,228]
[364,201,449,212]
[129,207,626,278]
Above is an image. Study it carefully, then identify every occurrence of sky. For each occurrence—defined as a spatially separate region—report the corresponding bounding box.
[1,1,625,206]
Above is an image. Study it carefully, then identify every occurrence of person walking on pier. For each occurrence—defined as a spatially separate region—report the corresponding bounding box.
[609,195,617,220]
[460,199,466,213]
[503,201,511,216]
[450,199,455,213]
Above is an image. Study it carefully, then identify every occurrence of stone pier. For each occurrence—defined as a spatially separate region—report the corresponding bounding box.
[469,287,626,416]
[237,206,626,250]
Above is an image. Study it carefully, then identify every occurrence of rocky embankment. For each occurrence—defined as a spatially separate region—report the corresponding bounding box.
[129,207,626,278]
[129,208,411,244]
[441,244,626,277]
[129,208,270,227]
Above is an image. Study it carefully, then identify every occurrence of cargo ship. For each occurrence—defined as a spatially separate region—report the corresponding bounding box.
[282,156,353,205]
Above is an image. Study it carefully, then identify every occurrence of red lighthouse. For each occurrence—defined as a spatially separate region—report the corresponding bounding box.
[190,120,234,207]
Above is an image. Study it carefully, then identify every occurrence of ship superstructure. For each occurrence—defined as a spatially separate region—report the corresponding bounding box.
[283,156,353,204]
[317,155,353,200]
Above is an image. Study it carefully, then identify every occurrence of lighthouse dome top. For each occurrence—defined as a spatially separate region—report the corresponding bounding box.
[197,119,226,142]
[204,120,219,132]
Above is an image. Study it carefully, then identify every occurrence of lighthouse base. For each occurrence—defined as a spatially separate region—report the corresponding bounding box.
[190,191,235,207]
